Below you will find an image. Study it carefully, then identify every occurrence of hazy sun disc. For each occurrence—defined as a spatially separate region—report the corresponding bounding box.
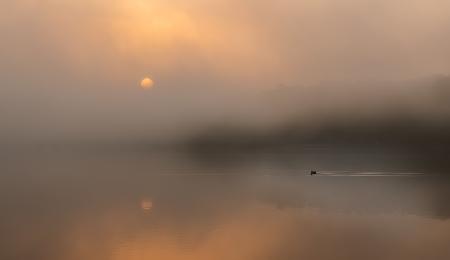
[140,77,154,89]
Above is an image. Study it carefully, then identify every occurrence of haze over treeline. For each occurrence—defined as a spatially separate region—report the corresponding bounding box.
[1,1,450,146]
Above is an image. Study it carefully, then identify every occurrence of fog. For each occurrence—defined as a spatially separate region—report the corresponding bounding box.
[3,3,450,260]
[1,152,450,260]
[1,0,450,144]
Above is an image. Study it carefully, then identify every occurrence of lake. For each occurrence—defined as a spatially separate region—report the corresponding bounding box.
[1,148,449,260]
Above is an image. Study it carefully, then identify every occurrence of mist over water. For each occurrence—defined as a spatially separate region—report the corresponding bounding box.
[1,152,450,260]
[2,1,450,259]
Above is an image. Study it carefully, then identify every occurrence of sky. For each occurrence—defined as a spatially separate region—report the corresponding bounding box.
[1,0,450,142]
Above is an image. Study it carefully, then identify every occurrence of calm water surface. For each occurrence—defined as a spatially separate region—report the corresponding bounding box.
[1,150,450,260]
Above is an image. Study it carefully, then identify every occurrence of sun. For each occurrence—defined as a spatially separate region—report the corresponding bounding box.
[140,77,154,89]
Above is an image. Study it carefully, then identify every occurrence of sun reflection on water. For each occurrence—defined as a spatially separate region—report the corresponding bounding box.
[141,199,153,212]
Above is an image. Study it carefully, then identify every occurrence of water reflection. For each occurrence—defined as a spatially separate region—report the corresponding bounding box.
[0,151,449,260]
[141,199,153,212]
